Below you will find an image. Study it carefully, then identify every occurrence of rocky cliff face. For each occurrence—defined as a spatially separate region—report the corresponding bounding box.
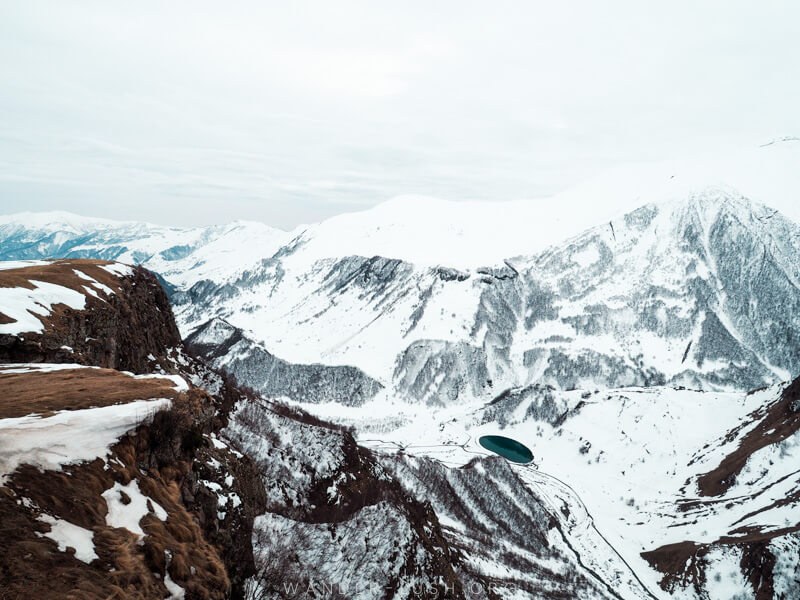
[0,260,268,599]
[0,259,180,373]
[186,317,384,406]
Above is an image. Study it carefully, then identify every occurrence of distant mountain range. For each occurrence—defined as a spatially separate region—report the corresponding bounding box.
[5,189,800,401]
[2,140,800,599]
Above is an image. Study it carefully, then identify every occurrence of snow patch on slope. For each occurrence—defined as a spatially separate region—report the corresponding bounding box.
[0,280,86,334]
[0,397,171,482]
[37,513,99,564]
[102,479,168,537]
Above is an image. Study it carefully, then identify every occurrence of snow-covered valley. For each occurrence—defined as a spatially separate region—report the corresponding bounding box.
[306,379,800,599]
[2,141,800,598]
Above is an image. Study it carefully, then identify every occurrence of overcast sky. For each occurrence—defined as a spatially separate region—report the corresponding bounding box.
[1,1,799,227]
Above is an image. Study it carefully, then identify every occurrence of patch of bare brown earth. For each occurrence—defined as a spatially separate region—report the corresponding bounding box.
[0,367,180,419]
[697,377,800,496]
[643,376,800,599]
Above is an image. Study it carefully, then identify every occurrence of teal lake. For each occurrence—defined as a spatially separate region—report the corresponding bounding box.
[478,435,533,464]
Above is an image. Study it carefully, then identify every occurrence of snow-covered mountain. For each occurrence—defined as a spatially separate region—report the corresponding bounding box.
[5,144,799,404]
[173,190,800,405]
[7,194,799,404]
[2,140,800,599]
[0,259,642,600]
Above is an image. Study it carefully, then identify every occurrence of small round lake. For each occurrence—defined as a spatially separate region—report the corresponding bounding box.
[478,435,533,464]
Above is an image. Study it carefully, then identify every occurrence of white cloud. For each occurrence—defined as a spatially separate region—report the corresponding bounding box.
[0,1,799,226]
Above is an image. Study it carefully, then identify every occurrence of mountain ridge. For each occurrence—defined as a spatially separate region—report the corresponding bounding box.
[3,153,800,597]
[163,191,800,400]
[4,139,798,269]
[3,190,799,397]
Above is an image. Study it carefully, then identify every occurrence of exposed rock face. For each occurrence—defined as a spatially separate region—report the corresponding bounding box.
[393,339,492,405]
[0,259,180,373]
[166,374,271,598]
[521,194,799,392]
[227,401,470,599]
[186,317,384,405]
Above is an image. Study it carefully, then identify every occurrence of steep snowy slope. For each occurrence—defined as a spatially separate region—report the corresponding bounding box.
[172,190,800,402]
[509,191,800,391]
[311,373,800,600]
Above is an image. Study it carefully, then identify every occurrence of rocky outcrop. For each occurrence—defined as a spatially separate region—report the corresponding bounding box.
[0,261,269,599]
[186,317,384,406]
[0,260,180,373]
[393,339,492,405]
